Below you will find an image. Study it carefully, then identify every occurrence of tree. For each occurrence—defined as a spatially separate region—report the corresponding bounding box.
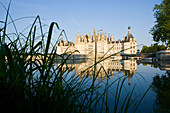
[141,44,166,53]
[159,44,166,50]
[141,46,148,53]
[150,0,170,46]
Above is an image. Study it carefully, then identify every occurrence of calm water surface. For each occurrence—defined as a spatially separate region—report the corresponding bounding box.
[57,59,169,113]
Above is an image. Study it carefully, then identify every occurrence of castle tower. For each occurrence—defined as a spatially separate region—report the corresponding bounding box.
[111,35,114,42]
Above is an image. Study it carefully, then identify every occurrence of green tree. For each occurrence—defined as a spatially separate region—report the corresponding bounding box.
[150,46,157,53]
[150,0,170,45]
[141,46,148,53]
[141,44,166,53]
[158,44,166,51]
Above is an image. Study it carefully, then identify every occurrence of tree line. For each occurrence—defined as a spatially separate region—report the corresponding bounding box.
[141,44,166,53]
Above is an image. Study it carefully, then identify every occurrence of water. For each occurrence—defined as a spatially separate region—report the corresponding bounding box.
[56,59,169,113]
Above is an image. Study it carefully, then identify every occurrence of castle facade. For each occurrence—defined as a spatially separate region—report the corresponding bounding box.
[57,27,137,58]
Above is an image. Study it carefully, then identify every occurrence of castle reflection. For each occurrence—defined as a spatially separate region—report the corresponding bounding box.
[56,59,137,85]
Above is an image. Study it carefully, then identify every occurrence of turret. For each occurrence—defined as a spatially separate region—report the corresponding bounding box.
[118,39,121,43]
[97,30,100,36]
[82,35,84,42]
[93,28,96,36]
[84,35,88,42]
[59,34,63,45]
[111,35,114,42]
[97,30,101,40]
[108,32,111,42]
[101,29,104,40]
[88,33,92,42]
[66,41,68,46]
[105,33,107,40]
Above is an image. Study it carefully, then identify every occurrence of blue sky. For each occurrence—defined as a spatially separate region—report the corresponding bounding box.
[0,0,162,50]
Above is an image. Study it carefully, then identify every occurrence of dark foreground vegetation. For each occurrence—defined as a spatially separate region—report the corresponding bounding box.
[152,71,170,113]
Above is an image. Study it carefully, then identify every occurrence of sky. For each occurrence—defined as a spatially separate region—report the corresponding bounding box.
[0,0,162,50]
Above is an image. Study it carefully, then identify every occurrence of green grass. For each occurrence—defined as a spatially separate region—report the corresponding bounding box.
[0,1,151,113]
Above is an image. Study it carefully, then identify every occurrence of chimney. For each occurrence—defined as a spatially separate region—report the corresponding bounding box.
[78,31,81,37]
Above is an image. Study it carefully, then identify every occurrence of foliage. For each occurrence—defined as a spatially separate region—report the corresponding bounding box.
[152,71,170,112]
[141,43,166,53]
[150,0,170,45]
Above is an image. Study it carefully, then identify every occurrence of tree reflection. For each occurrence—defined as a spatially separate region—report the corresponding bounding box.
[152,71,170,112]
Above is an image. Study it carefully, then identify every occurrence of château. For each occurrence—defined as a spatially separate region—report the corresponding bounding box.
[57,27,137,58]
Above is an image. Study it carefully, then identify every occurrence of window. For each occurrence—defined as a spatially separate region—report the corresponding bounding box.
[88,45,93,47]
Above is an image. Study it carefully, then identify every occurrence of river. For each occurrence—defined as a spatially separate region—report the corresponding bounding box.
[56,58,169,113]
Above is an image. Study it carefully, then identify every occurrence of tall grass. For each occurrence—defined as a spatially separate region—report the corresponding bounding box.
[0,2,150,113]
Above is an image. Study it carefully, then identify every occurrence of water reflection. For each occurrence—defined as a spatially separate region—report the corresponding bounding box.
[138,60,170,112]
[156,61,170,71]
[56,59,137,85]
[152,71,170,112]
[56,58,170,112]
[138,60,170,71]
